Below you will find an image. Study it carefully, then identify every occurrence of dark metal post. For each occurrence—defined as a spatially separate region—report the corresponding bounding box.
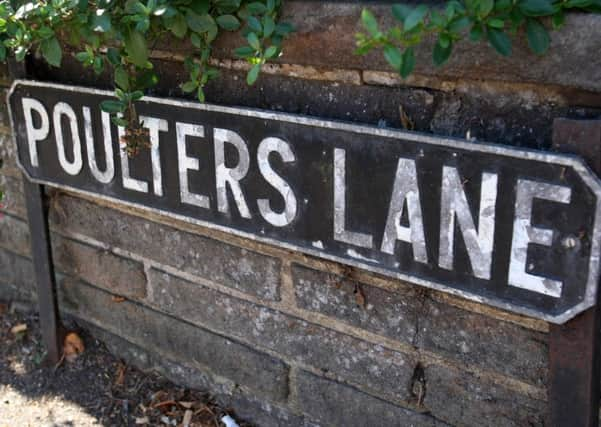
[548,119,601,427]
[23,182,62,364]
[8,58,63,365]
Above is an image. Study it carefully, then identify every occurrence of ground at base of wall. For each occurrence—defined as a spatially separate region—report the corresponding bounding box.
[0,299,249,427]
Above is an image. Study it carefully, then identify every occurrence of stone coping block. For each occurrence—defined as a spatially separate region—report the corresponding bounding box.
[205,4,601,92]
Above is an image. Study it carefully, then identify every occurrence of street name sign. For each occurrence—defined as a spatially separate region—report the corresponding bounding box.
[8,80,601,323]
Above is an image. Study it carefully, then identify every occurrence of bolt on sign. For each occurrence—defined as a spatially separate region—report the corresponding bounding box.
[8,80,601,323]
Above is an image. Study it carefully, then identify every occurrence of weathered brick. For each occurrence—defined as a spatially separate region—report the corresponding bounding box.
[52,236,147,299]
[293,264,547,387]
[293,263,418,345]
[297,370,446,427]
[0,132,21,177]
[423,364,546,427]
[0,213,30,256]
[50,195,281,300]
[76,321,317,427]
[79,320,234,395]
[147,268,416,403]
[225,393,317,427]
[59,278,289,402]
[0,248,35,301]
[0,89,11,131]
[0,63,11,87]
[417,298,547,387]
[0,174,26,218]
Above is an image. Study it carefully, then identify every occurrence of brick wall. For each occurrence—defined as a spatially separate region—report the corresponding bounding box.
[1,4,600,425]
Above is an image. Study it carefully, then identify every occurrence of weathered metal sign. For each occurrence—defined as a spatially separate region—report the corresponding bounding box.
[8,80,601,323]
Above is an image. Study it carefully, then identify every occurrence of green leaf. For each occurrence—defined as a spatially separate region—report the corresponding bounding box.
[439,33,451,48]
[234,46,256,57]
[181,81,198,92]
[247,16,262,32]
[75,51,90,62]
[400,47,415,78]
[40,37,62,67]
[247,32,261,50]
[100,100,125,113]
[93,56,103,74]
[216,14,240,30]
[167,13,187,38]
[526,19,549,54]
[275,22,294,35]
[383,45,402,70]
[107,47,121,65]
[124,30,149,67]
[246,2,267,14]
[136,71,159,89]
[495,0,513,10]
[264,45,278,58]
[519,0,558,16]
[478,0,494,17]
[247,63,261,84]
[551,11,565,29]
[361,9,379,36]
[186,11,216,33]
[448,16,471,33]
[487,28,512,56]
[391,4,412,22]
[197,86,205,102]
[262,15,275,37]
[0,44,6,62]
[487,18,505,28]
[190,0,210,15]
[563,0,592,7]
[15,46,27,62]
[114,67,130,90]
[112,117,128,127]
[404,5,428,31]
[191,32,202,48]
[433,38,453,66]
[92,11,111,32]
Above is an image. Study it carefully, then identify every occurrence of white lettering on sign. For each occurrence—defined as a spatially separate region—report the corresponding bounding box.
[508,179,572,297]
[21,97,49,167]
[214,128,252,219]
[17,92,590,310]
[176,122,210,209]
[140,116,168,197]
[381,157,427,263]
[83,108,114,184]
[53,102,83,176]
[257,137,297,227]
[333,148,373,248]
[438,167,498,280]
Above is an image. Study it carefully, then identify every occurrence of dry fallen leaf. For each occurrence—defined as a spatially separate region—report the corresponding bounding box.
[354,284,366,308]
[182,409,193,427]
[399,105,414,130]
[135,417,149,425]
[111,296,126,303]
[63,332,85,362]
[10,323,28,335]
[115,362,126,386]
[178,401,194,409]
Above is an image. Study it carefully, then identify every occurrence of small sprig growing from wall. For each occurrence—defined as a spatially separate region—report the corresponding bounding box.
[356,0,600,78]
[0,0,293,155]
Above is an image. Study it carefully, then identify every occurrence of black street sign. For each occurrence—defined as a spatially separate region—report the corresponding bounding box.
[8,80,601,323]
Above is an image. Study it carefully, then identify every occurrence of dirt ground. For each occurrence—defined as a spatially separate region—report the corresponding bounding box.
[0,300,249,427]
